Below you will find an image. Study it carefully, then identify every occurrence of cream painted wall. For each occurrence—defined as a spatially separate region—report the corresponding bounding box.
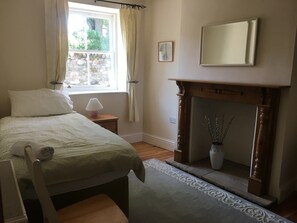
[142,0,181,150]
[277,33,297,199]
[0,0,145,139]
[175,0,297,201]
[0,0,47,118]
[70,91,143,139]
[177,0,297,86]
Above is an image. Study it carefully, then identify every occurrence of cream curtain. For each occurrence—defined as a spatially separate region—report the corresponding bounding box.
[120,7,141,122]
[44,0,68,89]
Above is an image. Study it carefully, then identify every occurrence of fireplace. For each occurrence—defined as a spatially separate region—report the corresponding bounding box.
[170,78,284,197]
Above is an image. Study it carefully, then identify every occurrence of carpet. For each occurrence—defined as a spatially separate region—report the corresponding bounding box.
[129,159,291,223]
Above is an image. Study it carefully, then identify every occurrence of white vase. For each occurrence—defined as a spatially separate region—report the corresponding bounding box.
[209,144,224,170]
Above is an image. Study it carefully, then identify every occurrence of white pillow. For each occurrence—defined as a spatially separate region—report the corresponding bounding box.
[9,88,74,117]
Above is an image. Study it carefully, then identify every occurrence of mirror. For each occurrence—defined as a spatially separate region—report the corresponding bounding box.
[200,18,258,66]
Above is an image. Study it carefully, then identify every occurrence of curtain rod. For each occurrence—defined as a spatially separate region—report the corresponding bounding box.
[94,0,146,9]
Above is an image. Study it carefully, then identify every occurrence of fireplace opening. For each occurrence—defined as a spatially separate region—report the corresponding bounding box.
[168,79,282,207]
[182,97,275,206]
[189,97,256,166]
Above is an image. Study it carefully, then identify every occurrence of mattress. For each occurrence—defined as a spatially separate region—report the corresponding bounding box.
[0,113,145,198]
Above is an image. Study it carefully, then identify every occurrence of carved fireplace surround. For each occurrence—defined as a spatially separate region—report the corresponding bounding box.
[170,78,285,197]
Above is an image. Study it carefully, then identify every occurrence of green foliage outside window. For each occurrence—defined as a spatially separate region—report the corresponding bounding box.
[69,31,85,50]
[69,17,110,51]
[87,29,109,50]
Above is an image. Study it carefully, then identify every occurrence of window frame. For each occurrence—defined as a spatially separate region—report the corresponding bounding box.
[66,2,125,94]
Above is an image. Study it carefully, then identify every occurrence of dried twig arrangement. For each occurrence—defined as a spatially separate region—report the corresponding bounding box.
[203,114,235,145]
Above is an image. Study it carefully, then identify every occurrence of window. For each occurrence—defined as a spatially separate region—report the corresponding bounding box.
[65,3,125,93]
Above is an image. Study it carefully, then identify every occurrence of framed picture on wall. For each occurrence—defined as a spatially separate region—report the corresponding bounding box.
[158,41,174,62]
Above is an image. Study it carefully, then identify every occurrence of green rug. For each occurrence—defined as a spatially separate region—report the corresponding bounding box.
[129,159,291,223]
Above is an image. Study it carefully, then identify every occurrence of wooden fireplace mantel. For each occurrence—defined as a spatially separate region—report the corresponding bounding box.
[171,79,285,196]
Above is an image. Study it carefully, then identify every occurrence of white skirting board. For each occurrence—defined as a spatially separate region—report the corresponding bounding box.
[120,132,176,151]
[120,133,143,144]
[143,133,176,151]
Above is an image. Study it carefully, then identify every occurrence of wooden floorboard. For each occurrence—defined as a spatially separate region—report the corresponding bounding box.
[132,142,173,162]
[132,142,297,222]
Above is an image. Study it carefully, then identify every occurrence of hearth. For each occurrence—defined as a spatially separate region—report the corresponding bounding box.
[170,78,284,197]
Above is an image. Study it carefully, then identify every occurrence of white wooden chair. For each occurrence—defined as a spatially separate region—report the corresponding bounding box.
[24,146,128,223]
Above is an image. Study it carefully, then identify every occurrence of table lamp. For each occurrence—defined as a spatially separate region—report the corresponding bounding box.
[86,98,103,118]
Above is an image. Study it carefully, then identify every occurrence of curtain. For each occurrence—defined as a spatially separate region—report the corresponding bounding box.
[120,7,141,122]
[44,0,68,89]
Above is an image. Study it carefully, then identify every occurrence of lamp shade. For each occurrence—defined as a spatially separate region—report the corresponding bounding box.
[86,98,103,112]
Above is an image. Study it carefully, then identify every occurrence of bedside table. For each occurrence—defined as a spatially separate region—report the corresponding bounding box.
[89,114,119,134]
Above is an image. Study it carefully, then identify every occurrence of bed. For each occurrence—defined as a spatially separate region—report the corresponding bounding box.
[0,88,145,220]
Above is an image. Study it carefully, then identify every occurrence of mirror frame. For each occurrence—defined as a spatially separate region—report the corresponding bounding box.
[200,18,258,67]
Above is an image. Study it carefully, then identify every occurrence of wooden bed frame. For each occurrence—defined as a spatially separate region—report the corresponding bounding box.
[24,176,129,223]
